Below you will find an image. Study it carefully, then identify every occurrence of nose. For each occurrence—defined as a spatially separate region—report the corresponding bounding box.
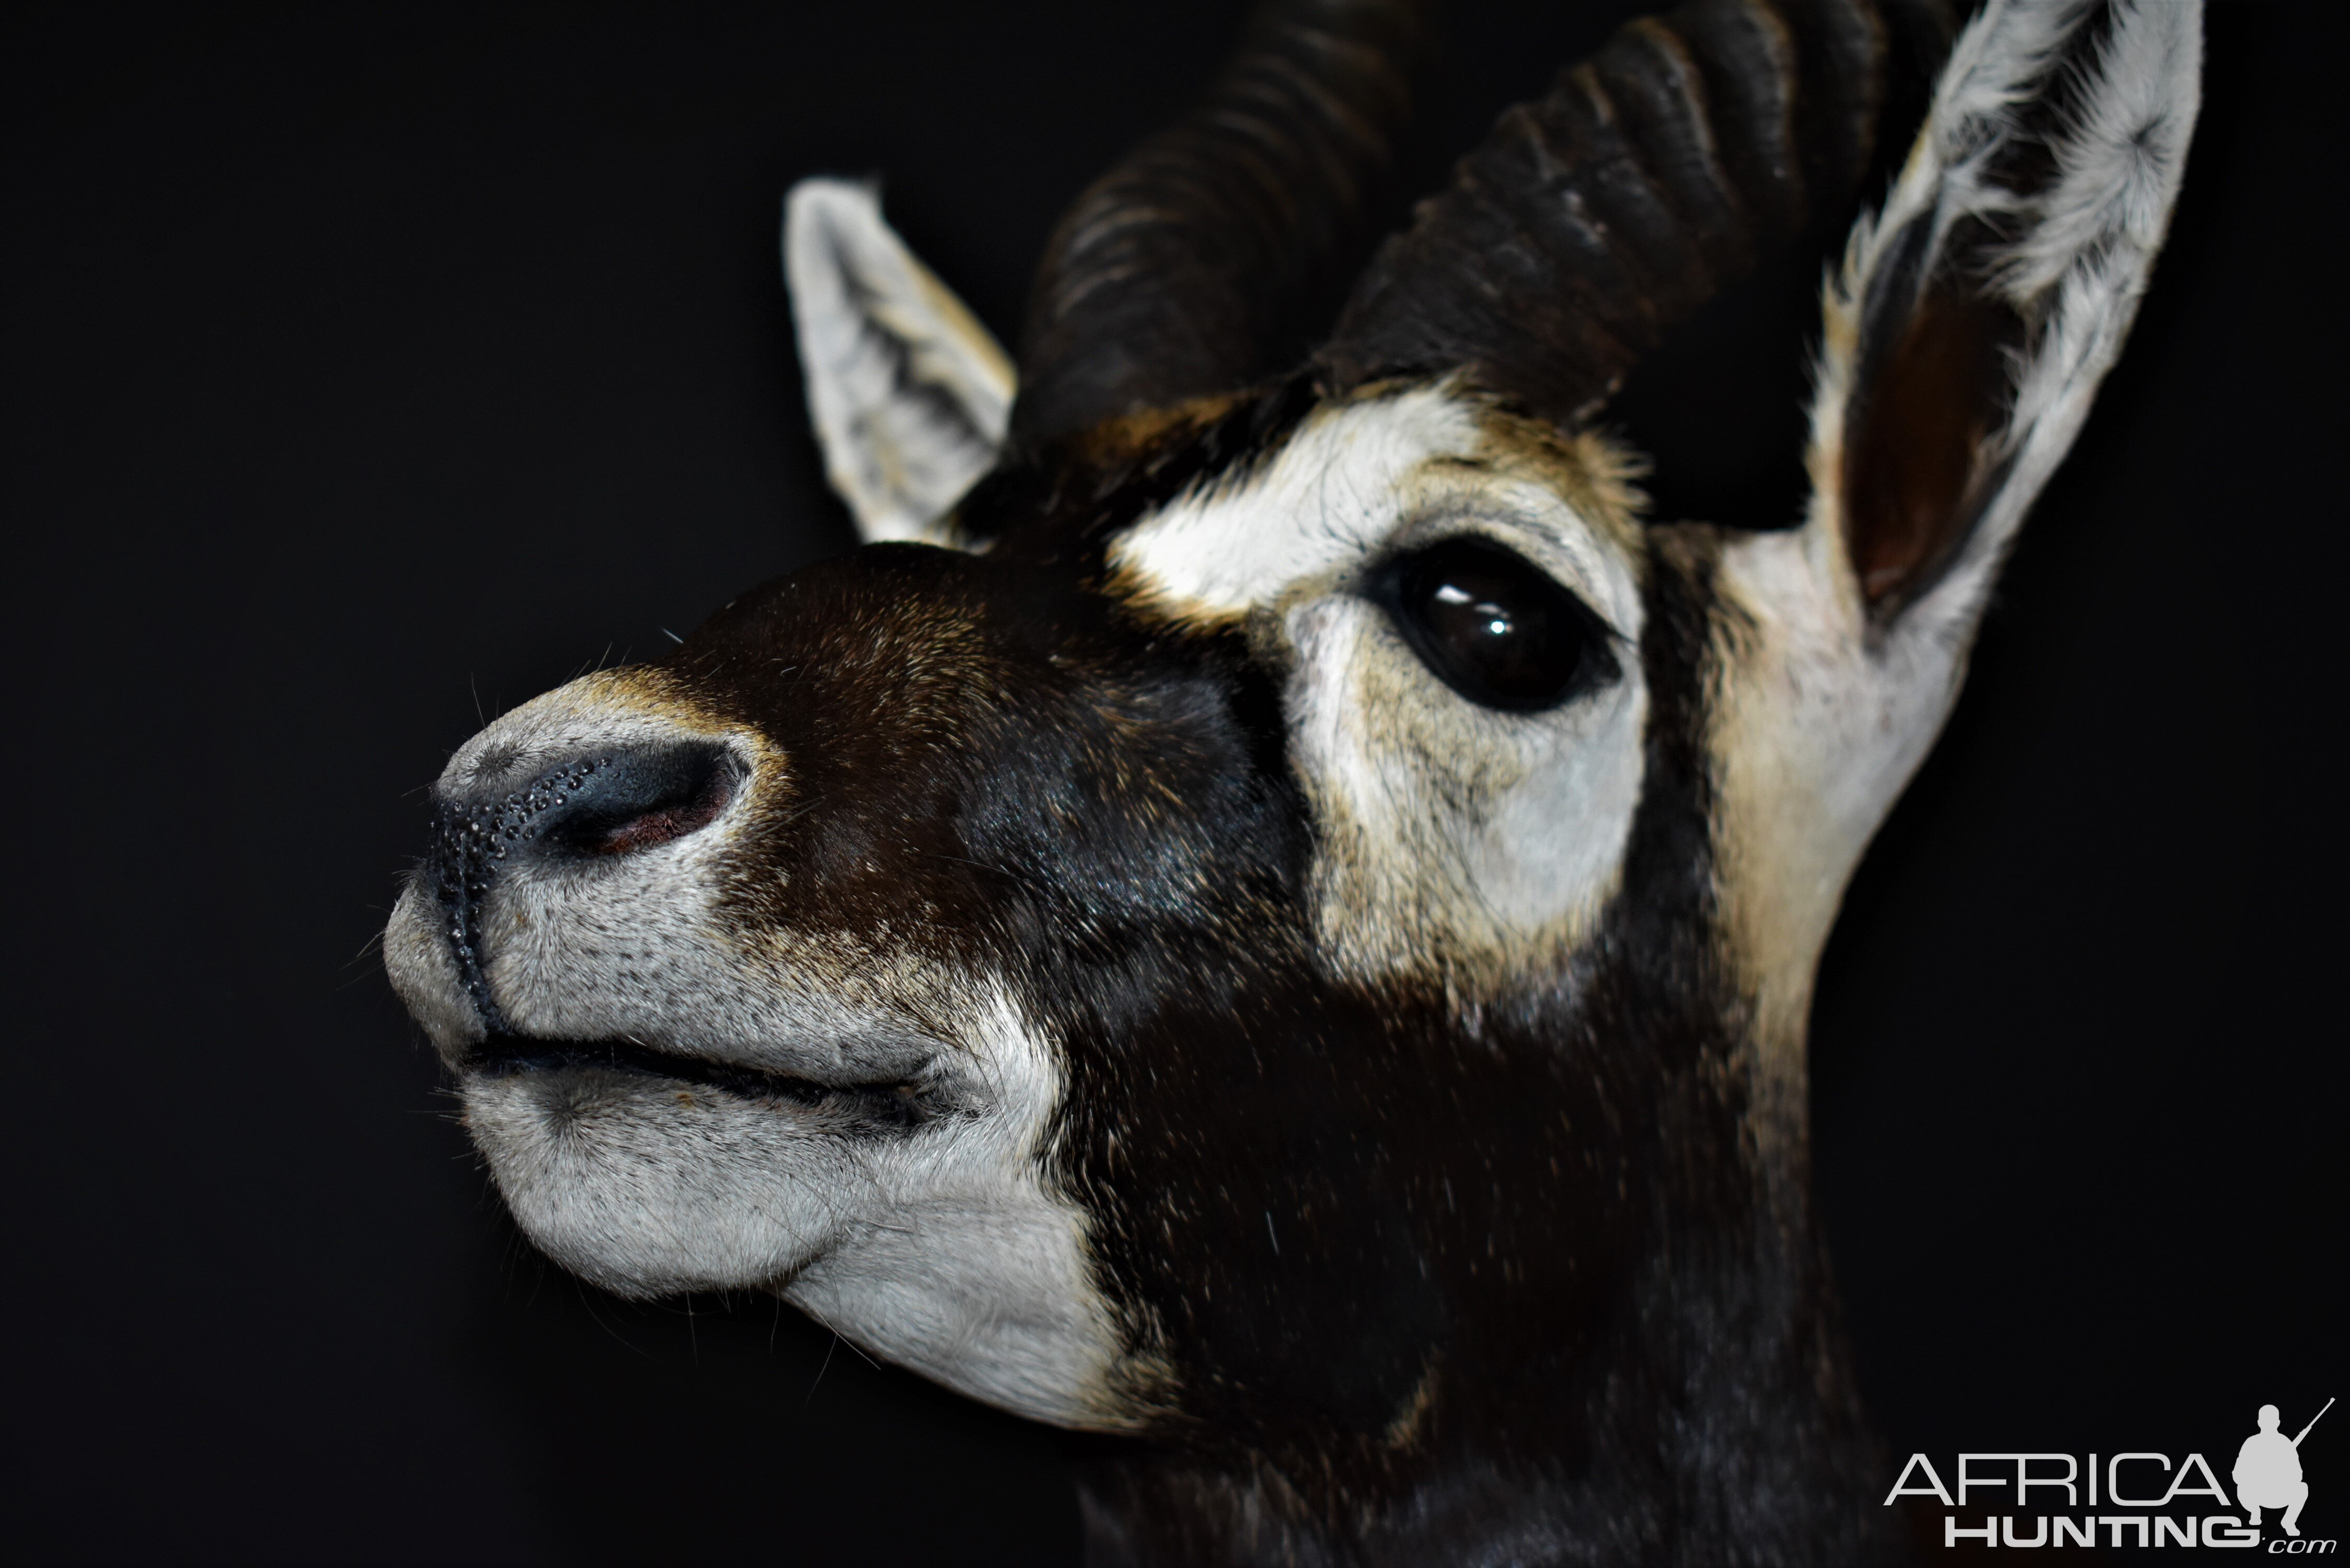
[434,740,738,869]
[423,740,738,1031]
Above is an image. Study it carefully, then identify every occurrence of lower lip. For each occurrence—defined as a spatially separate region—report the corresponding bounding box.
[465,1036,934,1127]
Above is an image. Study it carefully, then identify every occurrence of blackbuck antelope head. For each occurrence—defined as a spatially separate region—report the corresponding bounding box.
[386,0,2199,1559]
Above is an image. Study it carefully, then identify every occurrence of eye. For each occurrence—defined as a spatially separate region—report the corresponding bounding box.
[1376,536,1620,712]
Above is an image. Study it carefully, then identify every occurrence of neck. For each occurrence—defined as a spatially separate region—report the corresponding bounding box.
[1054,550,1898,1562]
[1071,1094,1899,1567]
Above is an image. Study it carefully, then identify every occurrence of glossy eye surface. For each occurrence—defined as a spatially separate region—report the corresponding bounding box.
[1377,536,1620,712]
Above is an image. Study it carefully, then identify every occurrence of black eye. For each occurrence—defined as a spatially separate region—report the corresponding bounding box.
[1377,536,1620,712]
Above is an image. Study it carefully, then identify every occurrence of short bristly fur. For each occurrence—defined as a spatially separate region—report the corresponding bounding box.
[386,2,2197,1561]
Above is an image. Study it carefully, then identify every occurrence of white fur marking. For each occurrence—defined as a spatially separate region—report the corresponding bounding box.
[1114,388,1650,980]
[384,676,1131,1429]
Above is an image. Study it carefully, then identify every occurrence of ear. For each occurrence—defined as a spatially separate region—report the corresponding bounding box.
[784,179,1015,547]
[1706,0,2200,1058]
[1805,0,2200,633]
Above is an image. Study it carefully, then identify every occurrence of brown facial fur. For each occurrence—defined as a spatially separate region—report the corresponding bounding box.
[390,0,2200,1557]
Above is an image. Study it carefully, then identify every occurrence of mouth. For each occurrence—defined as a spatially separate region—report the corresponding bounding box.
[464,1034,940,1130]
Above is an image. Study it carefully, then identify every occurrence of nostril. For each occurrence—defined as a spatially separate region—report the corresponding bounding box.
[537,742,740,859]
[423,739,741,1036]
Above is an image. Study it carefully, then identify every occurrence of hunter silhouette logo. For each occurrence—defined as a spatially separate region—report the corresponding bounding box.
[1886,1397,2334,1550]
[2240,1400,2330,1539]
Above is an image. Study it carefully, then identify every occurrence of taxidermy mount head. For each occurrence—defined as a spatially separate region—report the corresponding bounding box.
[385,0,2199,1560]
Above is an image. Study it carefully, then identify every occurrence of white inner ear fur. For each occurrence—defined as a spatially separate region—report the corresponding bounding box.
[1113,386,1651,984]
[1714,0,2200,1123]
[785,179,1014,547]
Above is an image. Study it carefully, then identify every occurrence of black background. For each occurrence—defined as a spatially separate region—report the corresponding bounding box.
[4,4,2340,1564]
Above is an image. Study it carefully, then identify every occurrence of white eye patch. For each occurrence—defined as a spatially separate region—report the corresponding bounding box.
[1111,385,1651,986]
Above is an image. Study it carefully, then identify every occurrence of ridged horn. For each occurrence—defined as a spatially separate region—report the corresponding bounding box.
[1010,0,1428,452]
[1318,0,1961,426]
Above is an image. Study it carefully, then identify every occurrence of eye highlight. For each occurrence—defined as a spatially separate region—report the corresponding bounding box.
[1375,536,1621,712]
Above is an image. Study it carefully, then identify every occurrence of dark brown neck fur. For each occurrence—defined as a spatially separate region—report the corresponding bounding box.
[1015,544,1902,1565]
